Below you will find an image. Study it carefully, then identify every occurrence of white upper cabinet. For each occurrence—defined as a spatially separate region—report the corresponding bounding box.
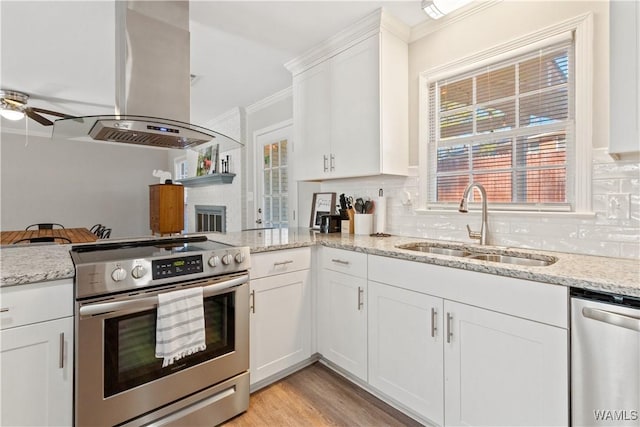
[286,10,409,181]
[609,0,640,157]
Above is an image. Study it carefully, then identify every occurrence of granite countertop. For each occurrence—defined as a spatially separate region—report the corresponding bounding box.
[2,229,639,297]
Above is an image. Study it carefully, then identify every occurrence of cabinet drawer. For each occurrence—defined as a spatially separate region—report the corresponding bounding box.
[251,247,311,279]
[321,247,367,278]
[0,279,73,330]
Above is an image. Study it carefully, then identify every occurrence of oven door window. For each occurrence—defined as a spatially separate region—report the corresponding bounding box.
[104,292,235,397]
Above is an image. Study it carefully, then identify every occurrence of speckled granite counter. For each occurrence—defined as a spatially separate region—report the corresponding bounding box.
[211,228,640,298]
[2,229,639,298]
[0,244,75,286]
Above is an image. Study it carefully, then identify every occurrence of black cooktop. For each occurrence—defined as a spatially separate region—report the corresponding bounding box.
[70,236,234,264]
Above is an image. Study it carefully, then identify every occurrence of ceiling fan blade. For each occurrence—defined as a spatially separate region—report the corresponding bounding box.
[24,108,54,126]
[30,106,74,119]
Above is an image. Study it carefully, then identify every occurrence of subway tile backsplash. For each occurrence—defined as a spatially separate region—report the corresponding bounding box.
[320,148,640,259]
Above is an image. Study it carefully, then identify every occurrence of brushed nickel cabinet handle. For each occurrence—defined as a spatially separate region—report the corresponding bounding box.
[331,259,350,265]
[431,307,438,337]
[250,290,256,314]
[59,333,65,369]
[323,155,329,172]
[273,260,294,267]
[0,308,9,313]
[330,154,335,172]
[446,312,453,343]
[357,287,364,311]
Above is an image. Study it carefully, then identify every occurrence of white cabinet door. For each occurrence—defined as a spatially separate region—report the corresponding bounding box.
[368,281,444,426]
[318,269,368,381]
[250,269,312,385]
[330,34,380,178]
[1,316,73,427]
[293,60,331,181]
[444,300,568,427]
[609,0,639,157]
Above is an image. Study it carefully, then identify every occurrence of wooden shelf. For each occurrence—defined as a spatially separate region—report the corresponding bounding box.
[176,173,236,187]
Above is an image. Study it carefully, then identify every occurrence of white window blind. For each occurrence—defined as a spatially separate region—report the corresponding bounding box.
[427,38,574,210]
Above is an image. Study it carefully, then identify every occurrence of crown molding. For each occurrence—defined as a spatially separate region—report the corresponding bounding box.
[245,86,292,115]
[410,0,503,43]
[284,8,409,76]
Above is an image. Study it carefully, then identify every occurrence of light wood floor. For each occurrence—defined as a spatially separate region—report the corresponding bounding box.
[222,362,423,427]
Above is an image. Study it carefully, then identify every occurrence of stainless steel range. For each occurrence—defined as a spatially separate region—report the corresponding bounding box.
[70,235,250,427]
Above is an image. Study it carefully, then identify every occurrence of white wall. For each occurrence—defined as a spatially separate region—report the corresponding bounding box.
[318,1,640,259]
[0,130,168,238]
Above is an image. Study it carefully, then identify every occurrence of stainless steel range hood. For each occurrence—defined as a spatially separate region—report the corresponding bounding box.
[53,1,240,150]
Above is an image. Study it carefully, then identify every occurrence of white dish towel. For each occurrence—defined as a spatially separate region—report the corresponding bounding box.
[155,287,206,367]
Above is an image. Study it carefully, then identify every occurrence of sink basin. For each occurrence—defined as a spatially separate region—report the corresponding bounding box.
[466,253,556,267]
[396,242,557,267]
[396,243,472,257]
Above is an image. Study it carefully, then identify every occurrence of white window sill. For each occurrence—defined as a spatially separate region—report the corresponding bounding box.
[414,207,597,220]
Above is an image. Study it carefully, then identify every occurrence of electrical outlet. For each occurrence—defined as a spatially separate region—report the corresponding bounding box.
[606,193,630,220]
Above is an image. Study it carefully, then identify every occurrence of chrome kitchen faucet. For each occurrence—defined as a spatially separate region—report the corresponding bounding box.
[458,183,489,245]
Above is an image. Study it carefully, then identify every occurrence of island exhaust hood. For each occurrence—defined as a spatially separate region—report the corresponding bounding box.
[53,1,240,150]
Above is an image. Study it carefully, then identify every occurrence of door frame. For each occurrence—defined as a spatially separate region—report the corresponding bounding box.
[252,119,294,228]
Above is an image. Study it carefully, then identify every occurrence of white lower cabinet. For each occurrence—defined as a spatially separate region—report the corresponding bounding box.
[444,300,568,427]
[0,280,73,427]
[368,281,444,426]
[368,255,569,426]
[249,249,312,385]
[318,269,368,381]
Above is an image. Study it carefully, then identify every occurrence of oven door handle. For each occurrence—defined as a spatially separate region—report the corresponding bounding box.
[79,274,249,318]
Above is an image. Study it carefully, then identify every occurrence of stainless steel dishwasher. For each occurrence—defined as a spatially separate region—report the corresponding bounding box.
[571,288,640,427]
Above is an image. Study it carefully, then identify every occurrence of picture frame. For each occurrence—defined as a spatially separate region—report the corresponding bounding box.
[309,192,336,230]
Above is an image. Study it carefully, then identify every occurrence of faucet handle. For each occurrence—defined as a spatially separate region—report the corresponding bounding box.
[466,224,481,241]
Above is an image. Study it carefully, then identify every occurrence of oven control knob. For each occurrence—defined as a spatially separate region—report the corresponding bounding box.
[208,255,220,267]
[131,265,147,279]
[221,254,232,265]
[234,252,245,264]
[111,267,127,282]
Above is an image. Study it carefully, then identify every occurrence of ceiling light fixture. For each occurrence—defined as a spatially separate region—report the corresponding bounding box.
[422,0,445,19]
[421,0,473,20]
[0,89,27,121]
[0,105,25,121]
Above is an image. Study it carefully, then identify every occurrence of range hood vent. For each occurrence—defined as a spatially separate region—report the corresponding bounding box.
[52,1,241,150]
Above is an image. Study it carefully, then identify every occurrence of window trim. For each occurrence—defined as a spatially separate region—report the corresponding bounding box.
[418,12,593,214]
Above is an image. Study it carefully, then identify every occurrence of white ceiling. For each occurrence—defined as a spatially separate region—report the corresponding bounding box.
[0,1,428,131]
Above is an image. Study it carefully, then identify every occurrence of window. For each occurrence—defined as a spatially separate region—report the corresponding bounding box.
[261,138,289,228]
[424,33,583,211]
[174,156,188,180]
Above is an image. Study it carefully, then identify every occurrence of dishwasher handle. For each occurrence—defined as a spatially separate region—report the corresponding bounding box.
[582,307,640,332]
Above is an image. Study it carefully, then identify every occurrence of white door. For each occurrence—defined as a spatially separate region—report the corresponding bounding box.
[368,281,445,426]
[250,269,311,385]
[1,317,73,427]
[255,122,293,228]
[318,269,368,381]
[444,300,568,427]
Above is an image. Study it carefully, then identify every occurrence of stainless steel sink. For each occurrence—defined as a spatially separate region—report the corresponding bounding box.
[396,242,557,267]
[396,243,472,257]
[466,253,556,267]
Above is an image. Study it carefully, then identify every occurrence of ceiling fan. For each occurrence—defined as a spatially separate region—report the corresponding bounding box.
[0,89,74,126]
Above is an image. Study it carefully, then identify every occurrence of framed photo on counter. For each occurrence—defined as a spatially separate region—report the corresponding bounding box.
[310,192,336,230]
